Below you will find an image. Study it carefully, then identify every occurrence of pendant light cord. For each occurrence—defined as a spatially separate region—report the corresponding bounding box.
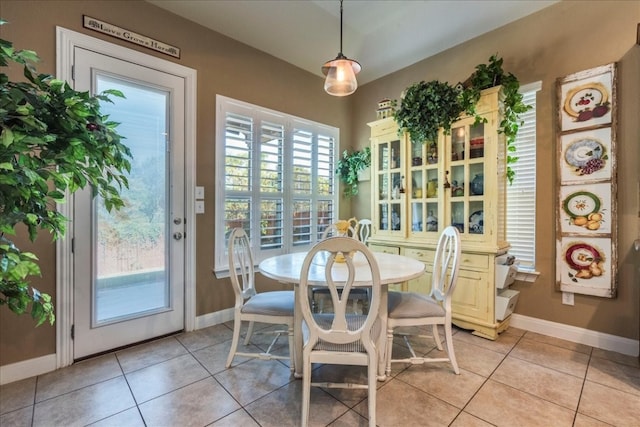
[339,0,343,54]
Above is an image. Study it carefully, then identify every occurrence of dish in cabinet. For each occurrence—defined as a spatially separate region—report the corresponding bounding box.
[469,210,483,234]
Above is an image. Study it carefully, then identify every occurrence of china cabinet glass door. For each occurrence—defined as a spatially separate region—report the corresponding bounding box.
[408,139,439,237]
[447,119,485,238]
[374,137,404,236]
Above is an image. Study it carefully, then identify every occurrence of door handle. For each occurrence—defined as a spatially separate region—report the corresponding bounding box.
[173,232,183,241]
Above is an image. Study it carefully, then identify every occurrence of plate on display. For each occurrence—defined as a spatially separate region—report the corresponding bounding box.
[563,191,600,217]
[565,243,600,270]
[469,210,483,234]
[563,82,608,118]
[564,138,604,168]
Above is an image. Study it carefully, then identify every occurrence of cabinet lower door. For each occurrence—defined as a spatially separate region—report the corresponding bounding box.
[451,269,491,323]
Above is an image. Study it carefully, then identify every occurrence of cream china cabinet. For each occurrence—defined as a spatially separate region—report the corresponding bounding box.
[367,86,516,339]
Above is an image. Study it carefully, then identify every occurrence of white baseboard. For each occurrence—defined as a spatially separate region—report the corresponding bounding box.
[194,307,234,330]
[2,313,637,385]
[511,314,639,357]
[0,353,57,386]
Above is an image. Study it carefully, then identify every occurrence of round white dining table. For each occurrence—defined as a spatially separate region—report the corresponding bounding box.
[259,251,426,379]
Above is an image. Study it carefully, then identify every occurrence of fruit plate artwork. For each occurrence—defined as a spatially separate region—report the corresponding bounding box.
[559,127,612,184]
[557,237,615,298]
[558,183,611,234]
[556,63,617,298]
[558,63,615,132]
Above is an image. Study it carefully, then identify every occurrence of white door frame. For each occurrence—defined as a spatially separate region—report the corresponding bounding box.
[55,27,197,368]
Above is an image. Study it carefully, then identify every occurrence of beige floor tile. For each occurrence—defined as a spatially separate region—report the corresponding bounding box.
[125,353,209,403]
[385,341,431,378]
[450,338,506,377]
[390,325,440,355]
[87,407,145,427]
[452,328,520,355]
[192,340,239,375]
[176,324,235,352]
[239,323,293,358]
[591,347,640,368]
[586,356,640,397]
[502,326,527,338]
[115,336,187,373]
[450,411,494,427]
[491,356,583,410]
[573,412,615,427]
[244,380,348,427]
[8,322,640,427]
[35,354,122,402]
[465,379,575,427]
[138,377,241,426]
[578,380,640,426]
[311,364,370,407]
[523,331,593,355]
[328,409,370,426]
[210,408,260,427]
[33,376,135,427]
[510,337,590,378]
[396,363,486,409]
[358,378,459,426]
[0,376,36,415]
[214,358,294,406]
[0,405,33,426]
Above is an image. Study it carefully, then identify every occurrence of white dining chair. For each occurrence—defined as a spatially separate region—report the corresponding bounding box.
[299,236,381,427]
[320,220,357,239]
[225,228,295,372]
[385,225,462,376]
[358,218,372,244]
[314,221,367,314]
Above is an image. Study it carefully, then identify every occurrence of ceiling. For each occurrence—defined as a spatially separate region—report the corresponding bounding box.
[147,0,558,85]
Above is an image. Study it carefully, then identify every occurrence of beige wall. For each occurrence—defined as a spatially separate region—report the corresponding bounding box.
[0,0,638,366]
[0,0,354,366]
[350,1,640,341]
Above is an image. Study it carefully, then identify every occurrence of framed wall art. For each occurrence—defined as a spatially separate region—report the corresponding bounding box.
[559,182,611,235]
[556,63,617,297]
[559,127,612,184]
[559,63,614,132]
[557,236,614,297]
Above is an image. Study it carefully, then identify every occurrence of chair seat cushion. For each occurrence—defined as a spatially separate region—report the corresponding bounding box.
[242,291,294,316]
[387,291,444,319]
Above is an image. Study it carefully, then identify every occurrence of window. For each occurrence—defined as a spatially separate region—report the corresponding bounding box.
[506,81,541,271]
[214,96,339,273]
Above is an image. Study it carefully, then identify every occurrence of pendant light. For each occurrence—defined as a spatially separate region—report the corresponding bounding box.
[322,0,361,96]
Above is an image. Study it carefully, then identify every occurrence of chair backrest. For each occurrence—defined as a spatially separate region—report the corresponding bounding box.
[430,226,461,308]
[358,219,372,244]
[321,221,358,240]
[299,237,381,351]
[228,228,256,301]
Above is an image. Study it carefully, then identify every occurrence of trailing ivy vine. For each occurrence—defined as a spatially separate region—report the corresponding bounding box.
[336,147,371,197]
[393,80,464,144]
[393,54,531,184]
[465,55,532,184]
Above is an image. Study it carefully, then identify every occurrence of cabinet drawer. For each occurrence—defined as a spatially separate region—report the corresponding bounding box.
[496,289,520,321]
[368,244,400,255]
[404,247,434,262]
[459,253,489,269]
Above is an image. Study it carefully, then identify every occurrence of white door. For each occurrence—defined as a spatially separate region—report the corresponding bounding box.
[72,47,186,358]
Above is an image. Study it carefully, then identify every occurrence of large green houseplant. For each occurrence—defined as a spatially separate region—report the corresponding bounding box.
[394,55,531,183]
[0,22,131,326]
[336,147,371,197]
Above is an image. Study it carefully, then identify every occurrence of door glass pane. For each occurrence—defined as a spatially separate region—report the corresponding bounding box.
[94,75,170,325]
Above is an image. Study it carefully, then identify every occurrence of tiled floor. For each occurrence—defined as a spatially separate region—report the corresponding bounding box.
[1,322,639,426]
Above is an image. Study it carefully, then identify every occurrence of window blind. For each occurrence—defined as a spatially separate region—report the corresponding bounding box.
[506,82,541,269]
